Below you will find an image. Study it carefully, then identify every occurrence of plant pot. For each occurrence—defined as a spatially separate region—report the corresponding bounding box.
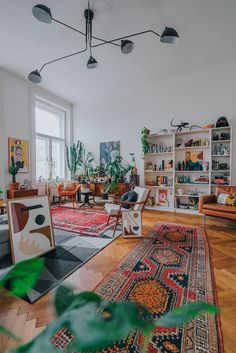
[9,182,20,191]
[81,184,90,193]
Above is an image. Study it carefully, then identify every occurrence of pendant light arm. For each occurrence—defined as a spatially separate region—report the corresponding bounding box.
[38,45,88,73]
[52,17,120,47]
[91,29,160,49]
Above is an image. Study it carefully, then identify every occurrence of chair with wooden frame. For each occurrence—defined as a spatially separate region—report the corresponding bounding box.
[105,187,151,237]
[57,181,80,208]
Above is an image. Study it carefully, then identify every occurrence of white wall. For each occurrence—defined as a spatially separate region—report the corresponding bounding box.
[74,61,236,185]
[0,68,73,194]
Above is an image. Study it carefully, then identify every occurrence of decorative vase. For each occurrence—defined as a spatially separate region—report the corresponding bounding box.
[9,182,20,191]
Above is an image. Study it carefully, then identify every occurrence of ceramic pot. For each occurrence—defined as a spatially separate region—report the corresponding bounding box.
[9,182,20,191]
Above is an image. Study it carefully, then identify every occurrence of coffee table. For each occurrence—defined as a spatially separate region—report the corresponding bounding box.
[80,191,93,208]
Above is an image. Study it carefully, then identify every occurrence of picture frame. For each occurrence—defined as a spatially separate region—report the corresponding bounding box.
[7,196,55,264]
[8,137,29,173]
[122,210,143,238]
[100,141,120,166]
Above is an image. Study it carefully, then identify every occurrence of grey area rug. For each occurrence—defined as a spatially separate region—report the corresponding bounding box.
[1,225,121,303]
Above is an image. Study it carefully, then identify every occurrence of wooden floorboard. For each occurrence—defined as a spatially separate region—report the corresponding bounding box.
[0,210,236,352]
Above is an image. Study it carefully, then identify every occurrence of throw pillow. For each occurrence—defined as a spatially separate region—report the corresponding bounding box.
[217,193,236,206]
[64,182,75,191]
[121,191,138,209]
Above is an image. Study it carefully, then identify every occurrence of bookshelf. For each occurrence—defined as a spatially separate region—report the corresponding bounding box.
[143,126,233,214]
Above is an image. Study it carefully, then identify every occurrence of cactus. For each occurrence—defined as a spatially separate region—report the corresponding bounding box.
[66,141,82,180]
[9,156,19,183]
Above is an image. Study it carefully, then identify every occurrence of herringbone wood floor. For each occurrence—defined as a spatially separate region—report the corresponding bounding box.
[0,211,236,353]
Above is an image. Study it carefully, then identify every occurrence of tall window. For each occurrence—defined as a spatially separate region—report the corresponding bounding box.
[35,100,66,180]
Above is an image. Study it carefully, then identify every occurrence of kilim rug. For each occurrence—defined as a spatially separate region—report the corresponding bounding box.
[51,223,223,353]
[51,206,117,237]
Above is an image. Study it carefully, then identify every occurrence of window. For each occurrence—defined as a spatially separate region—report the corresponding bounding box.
[35,100,66,180]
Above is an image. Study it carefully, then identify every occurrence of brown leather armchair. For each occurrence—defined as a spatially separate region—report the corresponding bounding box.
[57,181,80,208]
[199,186,236,224]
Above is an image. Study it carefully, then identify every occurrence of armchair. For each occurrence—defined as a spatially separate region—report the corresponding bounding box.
[105,187,151,236]
[57,181,80,208]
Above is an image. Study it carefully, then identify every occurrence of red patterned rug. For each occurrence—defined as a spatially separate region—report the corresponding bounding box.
[51,206,117,237]
[52,223,223,352]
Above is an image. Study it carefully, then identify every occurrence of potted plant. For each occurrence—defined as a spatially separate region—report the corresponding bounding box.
[9,156,20,190]
[79,175,91,193]
[141,127,150,158]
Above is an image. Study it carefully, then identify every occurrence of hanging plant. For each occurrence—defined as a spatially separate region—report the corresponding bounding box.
[141,127,150,158]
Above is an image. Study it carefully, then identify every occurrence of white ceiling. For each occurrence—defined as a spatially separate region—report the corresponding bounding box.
[0,0,236,102]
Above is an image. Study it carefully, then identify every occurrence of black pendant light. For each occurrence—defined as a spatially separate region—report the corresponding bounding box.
[121,40,135,54]
[32,4,52,24]
[28,70,42,84]
[28,1,180,83]
[160,27,179,44]
[87,56,98,69]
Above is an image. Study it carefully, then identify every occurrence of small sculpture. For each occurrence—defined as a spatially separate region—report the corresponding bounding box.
[170,118,190,132]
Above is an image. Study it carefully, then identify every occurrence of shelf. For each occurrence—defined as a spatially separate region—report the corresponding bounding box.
[175,183,209,186]
[148,133,174,138]
[175,145,209,150]
[211,140,231,143]
[175,170,209,173]
[211,170,230,173]
[174,194,199,198]
[211,126,232,131]
[175,129,210,136]
[211,184,230,186]
[211,154,231,157]
[147,152,173,156]
[145,185,172,189]
[145,170,173,173]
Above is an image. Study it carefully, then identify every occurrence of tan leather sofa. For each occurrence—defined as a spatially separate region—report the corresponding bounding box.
[199,186,236,222]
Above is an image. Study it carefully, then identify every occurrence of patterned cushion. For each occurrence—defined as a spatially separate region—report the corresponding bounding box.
[217,193,236,206]
[105,203,126,216]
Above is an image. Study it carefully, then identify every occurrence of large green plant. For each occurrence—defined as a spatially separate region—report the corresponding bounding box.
[141,127,150,158]
[79,143,94,179]
[66,141,83,180]
[106,156,133,184]
[9,156,20,183]
[0,258,219,353]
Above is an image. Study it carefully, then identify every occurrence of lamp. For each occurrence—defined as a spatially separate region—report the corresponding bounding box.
[160,27,179,44]
[28,70,42,84]
[87,56,98,69]
[29,2,179,83]
[32,4,52,24]
[121,40,134,54]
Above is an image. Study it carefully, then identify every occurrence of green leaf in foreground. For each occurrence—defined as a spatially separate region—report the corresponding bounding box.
[0,325,19,341]
[0,258,44,297]
[156,302,219,328]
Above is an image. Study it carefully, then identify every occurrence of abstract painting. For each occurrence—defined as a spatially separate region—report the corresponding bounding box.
[8,137,29,173]
[8,196,55,264]
[100,141,120,166]
[122,210,142,238]
[185,150,204,171]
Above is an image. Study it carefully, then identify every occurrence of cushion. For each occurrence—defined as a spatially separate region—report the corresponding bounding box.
[217,193,236,206]
[105,203,126,216]
[120,191,138,209]
[64,182,75,191]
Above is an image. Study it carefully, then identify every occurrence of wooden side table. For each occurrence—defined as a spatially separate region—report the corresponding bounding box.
[7,189,38,199]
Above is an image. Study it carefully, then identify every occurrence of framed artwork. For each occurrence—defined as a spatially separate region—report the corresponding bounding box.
[100,141,120,166]
[157,189,169,206]
[7,196,55,264]
[122,210,142,238]
[185,150,203,171]
[8,137,29,173]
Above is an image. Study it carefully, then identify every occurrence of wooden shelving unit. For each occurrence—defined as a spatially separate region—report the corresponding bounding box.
[143,126,233,214]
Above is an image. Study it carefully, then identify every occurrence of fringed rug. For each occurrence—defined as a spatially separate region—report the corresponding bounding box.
[52,223,223,353]
[51,206,117,237]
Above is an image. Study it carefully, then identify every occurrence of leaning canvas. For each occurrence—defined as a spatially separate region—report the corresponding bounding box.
[122,210,142,238]
[7,196,55,264]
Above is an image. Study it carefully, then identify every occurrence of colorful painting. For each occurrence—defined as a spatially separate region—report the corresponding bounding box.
[100,141,120,166]
[8,137,29,173]
[7,196,55,264]
[185,150,204,171]
[157,189,168,205]
[122,210,142,238]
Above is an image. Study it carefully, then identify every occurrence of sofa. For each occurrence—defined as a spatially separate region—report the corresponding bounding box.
[199,186,236,223]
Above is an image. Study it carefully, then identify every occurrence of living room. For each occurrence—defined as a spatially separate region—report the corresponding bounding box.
[0,1,235,352]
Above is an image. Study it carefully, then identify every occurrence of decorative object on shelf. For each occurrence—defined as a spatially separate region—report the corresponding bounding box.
[8,137,29,173]
[202,123,215,129]
[7,195,55,264]
[28,2,179,83]
[146,195,155,206]
[216,116,229,128]
[212,175,230,185]
[212,143,230,156]
[141,127,150,158]
[157,189,169,206]
[9,155,20,191]
[149,142,173,154]
[170,118,190,132]
[100,141,120,167]
[146,179,156,186]
[130,175,140,187]
[122,210,142,238]
[185,150,204,171]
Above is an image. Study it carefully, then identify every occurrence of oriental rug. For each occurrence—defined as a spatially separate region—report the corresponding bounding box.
[51,206,117,237]
[52,222,223,353]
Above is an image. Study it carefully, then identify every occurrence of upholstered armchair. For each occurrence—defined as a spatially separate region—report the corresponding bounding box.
[105,187,151,236]
[57,181,80,208]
